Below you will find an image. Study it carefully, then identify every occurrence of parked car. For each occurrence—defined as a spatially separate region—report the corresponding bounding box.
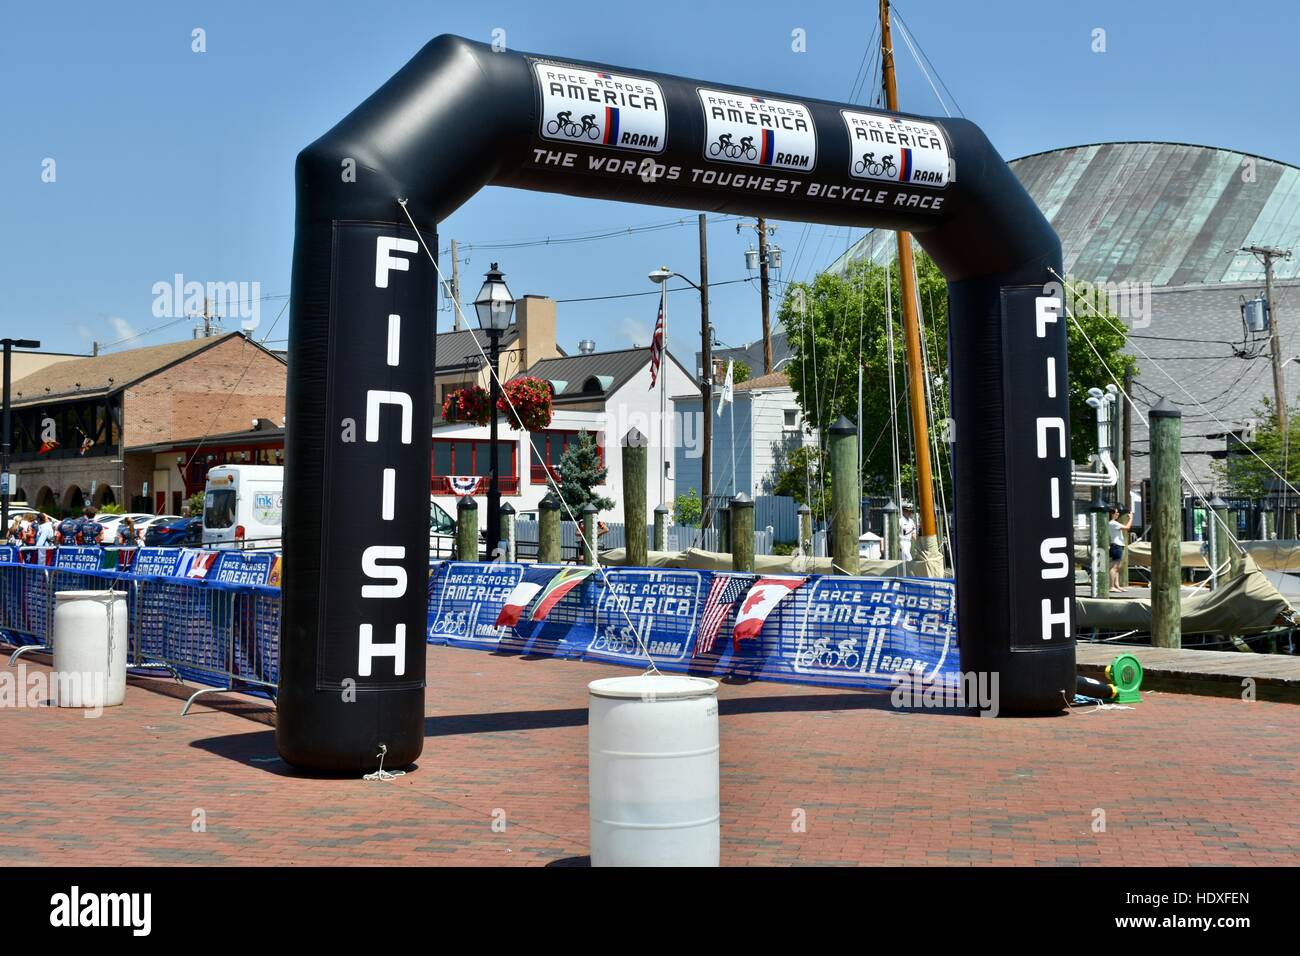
[144,515,203,547]
[95,512,153,545]
[134,514,180,535]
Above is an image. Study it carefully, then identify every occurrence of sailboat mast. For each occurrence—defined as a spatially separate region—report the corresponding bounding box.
[879,0,939,542]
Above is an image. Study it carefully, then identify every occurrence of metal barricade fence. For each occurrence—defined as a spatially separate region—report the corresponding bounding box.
[0,559,279,715]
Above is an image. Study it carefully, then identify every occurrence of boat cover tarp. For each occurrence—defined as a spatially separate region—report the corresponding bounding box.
[1075,557,1294,634]
[598,547,947,577]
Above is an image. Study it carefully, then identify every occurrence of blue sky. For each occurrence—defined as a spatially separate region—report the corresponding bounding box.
[3,0,1295,361]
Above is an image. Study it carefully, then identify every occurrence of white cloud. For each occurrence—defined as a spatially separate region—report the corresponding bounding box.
[108,316,138,343]
[619,317,649,348]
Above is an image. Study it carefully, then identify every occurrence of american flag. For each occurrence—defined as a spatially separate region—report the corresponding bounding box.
[648,300,664,387]
[696,573,755,655]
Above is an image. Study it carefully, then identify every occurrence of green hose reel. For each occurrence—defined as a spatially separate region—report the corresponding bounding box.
[1105,653,1144,704]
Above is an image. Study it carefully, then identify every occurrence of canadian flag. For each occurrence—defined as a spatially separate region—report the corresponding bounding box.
[732,576,805,647]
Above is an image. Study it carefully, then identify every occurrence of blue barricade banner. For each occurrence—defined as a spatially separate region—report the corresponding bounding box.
[211,551,276,585]
[54,546,105,571]
[0,546,15,563]
[130,548,184,577]
[426,561,959,691]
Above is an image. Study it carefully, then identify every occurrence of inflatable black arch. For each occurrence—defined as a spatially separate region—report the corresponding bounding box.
[279,35,1074,772]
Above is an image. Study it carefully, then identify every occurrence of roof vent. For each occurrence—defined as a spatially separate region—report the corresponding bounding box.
[578,338,596,355]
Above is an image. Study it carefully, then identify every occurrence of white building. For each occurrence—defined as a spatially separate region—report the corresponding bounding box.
[672,371,818,500]
[431,346,697,524]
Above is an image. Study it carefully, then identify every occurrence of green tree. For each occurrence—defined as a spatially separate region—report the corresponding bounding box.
[770,445,832,522]
[777,252,1135,496]
[1213,399,1298,497]
[556,430,614,516]
[730,360,751,384]
[673,488,702,526]
[187,492,205,517]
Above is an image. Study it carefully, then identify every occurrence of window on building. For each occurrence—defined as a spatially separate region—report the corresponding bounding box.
[431,438,518,494]
[783,408,799,430]
[530,430,602,484]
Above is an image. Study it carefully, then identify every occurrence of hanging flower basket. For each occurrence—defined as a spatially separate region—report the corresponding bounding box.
[442,384,492,425]
[498,376,554,432]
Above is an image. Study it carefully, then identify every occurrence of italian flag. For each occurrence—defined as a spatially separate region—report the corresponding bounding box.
[732,576,806,646]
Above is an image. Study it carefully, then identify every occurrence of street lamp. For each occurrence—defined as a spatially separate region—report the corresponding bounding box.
[2,338,41,532]
[648,266,714,526]
[473,263,515,558]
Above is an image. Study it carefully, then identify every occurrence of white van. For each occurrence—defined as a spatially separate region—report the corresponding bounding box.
[203,465,284,549]
[203,463,460,554]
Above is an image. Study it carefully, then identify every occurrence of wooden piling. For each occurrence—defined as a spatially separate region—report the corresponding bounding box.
[456,495,479,562]
[829,416,860,575]
[622,428,648,566]
[1150,398,1182,648]
[538,492,561,564]
[580,502,598,566]
[730,493,754,572]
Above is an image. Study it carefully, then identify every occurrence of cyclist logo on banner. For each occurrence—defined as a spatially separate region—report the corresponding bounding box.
[792,576,956,681]
[698,87,816,172]
[428,562,523,646]
[534,62,666,153]
[840,109,950,187]
[589,568,702,663]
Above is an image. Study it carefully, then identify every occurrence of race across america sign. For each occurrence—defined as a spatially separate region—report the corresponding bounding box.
[840,109,949,187]
[697,88,816,171]
[534,61,666,153]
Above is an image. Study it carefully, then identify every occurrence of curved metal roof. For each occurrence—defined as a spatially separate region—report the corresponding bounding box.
[829,141,1300,286]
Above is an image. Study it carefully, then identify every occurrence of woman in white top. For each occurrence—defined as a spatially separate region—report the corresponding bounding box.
[1108,507,1132,593]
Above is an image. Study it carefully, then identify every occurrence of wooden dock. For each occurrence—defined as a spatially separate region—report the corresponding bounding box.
[1076,641,1300,703]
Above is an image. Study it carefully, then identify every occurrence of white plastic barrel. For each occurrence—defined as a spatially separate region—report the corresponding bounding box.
[51,590,127,709]
[588,674,720,867]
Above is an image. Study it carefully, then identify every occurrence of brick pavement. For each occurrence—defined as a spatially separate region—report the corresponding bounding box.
[1,646,1297,866]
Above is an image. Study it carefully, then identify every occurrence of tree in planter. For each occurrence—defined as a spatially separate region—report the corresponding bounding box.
[555,430,614,516]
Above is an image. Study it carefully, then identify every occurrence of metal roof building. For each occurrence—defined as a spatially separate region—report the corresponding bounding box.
[827,141,1300,489]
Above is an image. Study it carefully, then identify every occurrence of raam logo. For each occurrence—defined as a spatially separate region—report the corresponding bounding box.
[698,88,816,172]
[535,62,666,153]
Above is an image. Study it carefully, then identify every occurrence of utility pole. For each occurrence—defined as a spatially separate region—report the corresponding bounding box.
[2,338,42,533]
[1245,244,1293,480]
[698,213,713,518]
[880,0,940,550]
[757,217,773,373]
[739,219,777,373]
[450,239,463,331]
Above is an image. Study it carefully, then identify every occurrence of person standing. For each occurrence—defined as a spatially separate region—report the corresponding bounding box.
[77,507,105,546]
[899,502,917,562]
[116,515,139,547]
[1108,507,1132,593]
[56,512,79,545]
[33,513,55,548]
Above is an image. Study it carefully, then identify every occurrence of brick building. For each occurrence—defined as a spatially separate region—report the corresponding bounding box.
[7,332,286,515]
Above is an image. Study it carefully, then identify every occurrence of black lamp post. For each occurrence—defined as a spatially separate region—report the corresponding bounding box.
[473,263,516,558]
[2,338,41,533]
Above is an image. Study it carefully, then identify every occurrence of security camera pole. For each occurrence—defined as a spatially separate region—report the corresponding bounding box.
[1,338,42,533]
